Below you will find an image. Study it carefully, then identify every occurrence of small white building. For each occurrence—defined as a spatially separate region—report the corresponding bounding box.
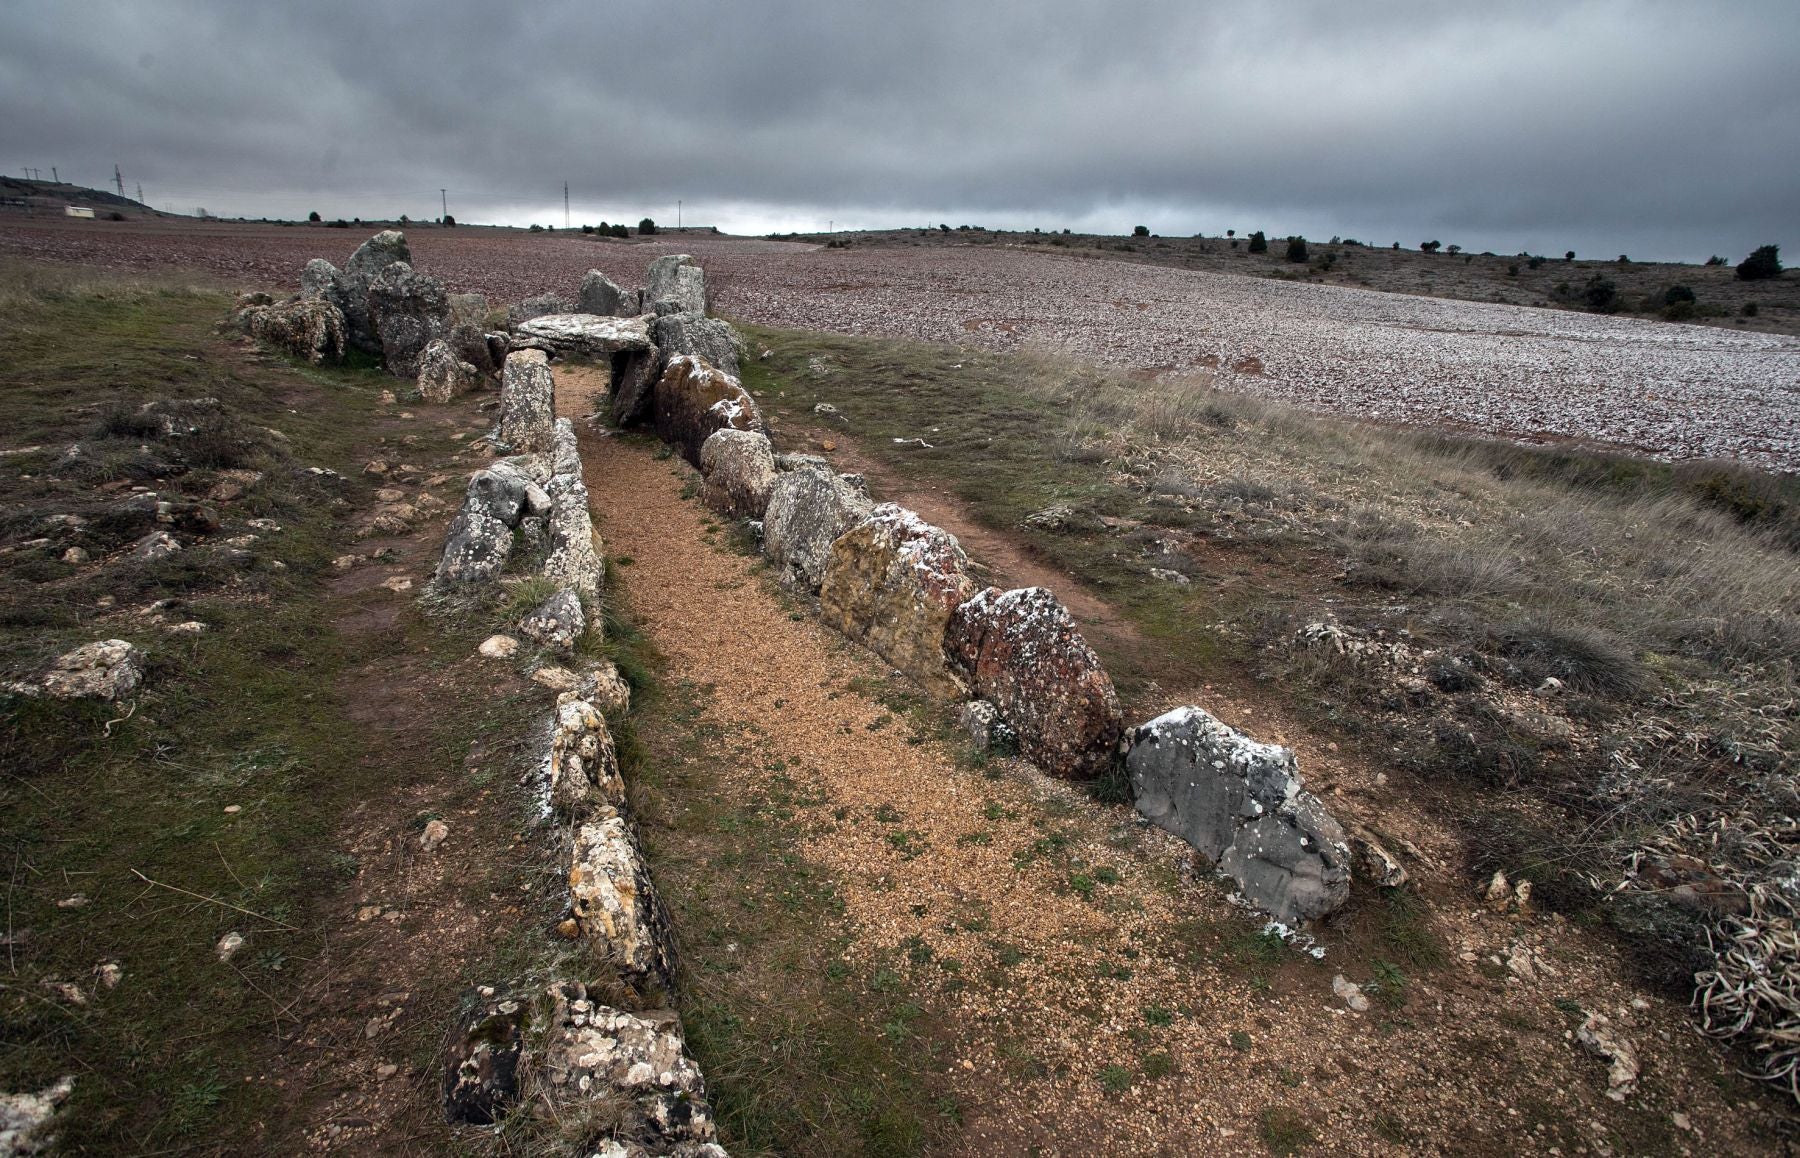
[64,206,95,219]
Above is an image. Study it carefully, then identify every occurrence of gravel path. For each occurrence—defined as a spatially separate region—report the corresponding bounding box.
[8,218,1796,469]
[557,366,1768,1154]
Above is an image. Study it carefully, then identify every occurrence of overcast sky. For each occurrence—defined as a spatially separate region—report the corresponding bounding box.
[2,0,1794,261]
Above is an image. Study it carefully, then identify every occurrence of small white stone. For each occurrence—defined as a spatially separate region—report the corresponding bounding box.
[215,931,245,962]
[478,635,519,659]
[420,819,449,852]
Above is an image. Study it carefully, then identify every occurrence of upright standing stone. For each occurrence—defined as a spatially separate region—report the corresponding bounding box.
[819,504,977,698]
[762,464,875,592]
[578,269,630,316]
[946,586,1123,779]
[652,355,764,466]
[497,349,557,453]
[366,261,450,377]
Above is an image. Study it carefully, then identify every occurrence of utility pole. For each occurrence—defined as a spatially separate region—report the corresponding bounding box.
[51,167,58,183]
[678,200,682,230]
[440,188,447,220]
[114,165,124,198]
[136,183,143,203]
[563,181,569,229]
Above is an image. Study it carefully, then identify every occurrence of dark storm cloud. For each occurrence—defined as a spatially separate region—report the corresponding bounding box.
[2,0,1795,259]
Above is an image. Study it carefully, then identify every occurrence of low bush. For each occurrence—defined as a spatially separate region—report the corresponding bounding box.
[1285,236,1308,263]
[1736,244,1781,281]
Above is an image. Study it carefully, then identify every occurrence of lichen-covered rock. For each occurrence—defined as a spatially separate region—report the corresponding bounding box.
[580,661,632,717]
[653,355,764,467]
[609,342,665,428]
[1126,706,1351,922]
[497,349,557,453]
[548,693,623,818]
[521,588,585,652]
[651,312,741,379]
[946,586,1122,780]
[957,699,1019,756]
[446,293,497,376]
[34,640,144,701]
[240,297,347,365]
[568,814,675,990]
[512,313,654,361]
[434,461,549,586]
[506,292,577,327]
[367,261,450,377]
[820,504,977,699]
[132,530,181,560]
[542,424,605,606]
[579,269,632,317]
[645,254,705,315]
[698,429,777,519]
[416,338,480,403]
[0,1075,74,1155]
[762,464,874,592]
[441,991,527,1125]
[538,981,718,1148]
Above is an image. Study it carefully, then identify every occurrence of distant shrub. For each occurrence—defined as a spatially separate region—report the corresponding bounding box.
[329,219,349,229]
[1247,230,1267,253]
[1341,238,1360,246]
[939,223,950,232]
[1528,256,1545,269]
[610,224,629,239]
[529,224,543,233]
[580,223,593,234]
[1420,240,1441,253]
[1507,264,1519,276]
[1583,274,1619,313]
[1617,254,1629,264]
[399,214,409,224]
[1737,244,1782,281]
[1564,250,1575,261]
[1285,236,1309,263]
[443,214,456,228]
[1705,255,1726,266]
[1663,284,1696,306]
[106,211,125,221]
[1226,229,1235,238]
[307,211,321,223]
[639,217,657,235]
[1132,225,1149,237]
[1392,241,1401,250]
[1743,302,1759,317]
[1662,299,1696,321]
[1446,244,1462,256]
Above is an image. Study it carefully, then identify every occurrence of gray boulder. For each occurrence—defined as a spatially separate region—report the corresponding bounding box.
[1125,706,1350,923]
[446,293,497,376]
[239,297,347,365]
[366,261,450,377]
[33,640,143,701]
[577,269,632,317]
[416,339,480,403]
[337,230,412,352]
[530,420,604,607]
[651,311,741,379]
[506,292,577,327]
[434,461,549,587]
[497,349,557,453]
[519,588,584,652]
[653,355,764,466]
[510,313,653,361]
[762,464,873,591]
[645,254,705,314]
[699,429,777,519]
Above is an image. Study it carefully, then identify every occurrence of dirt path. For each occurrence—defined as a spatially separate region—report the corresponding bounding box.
[555,366,1775,1156]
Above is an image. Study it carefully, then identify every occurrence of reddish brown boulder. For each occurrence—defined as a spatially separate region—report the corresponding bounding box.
[946,586,1123,779]
[652,354,763,466]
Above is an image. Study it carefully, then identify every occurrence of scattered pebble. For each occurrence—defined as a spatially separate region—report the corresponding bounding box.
[215,931,245,962]
[420,819,449,853]
[478,634,519,659]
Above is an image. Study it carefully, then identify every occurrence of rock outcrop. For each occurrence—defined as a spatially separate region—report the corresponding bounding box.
[946,586,1122,779]
[568,814,676,990]
[416,338,480,403]
[539,982,720,1149]
[5,640,145,702]
[761,464,874,591]
[542,420,605,605]
[1125,707,1350,922]
[819,504,977,698]
[330,230,412,352]
[366,261,450,377]
[497,349,558,453]
[652,355,764,467]
[239,297,347,365]
[698,429,777,519]
[651,312,741,380]
[645,254,705,315]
